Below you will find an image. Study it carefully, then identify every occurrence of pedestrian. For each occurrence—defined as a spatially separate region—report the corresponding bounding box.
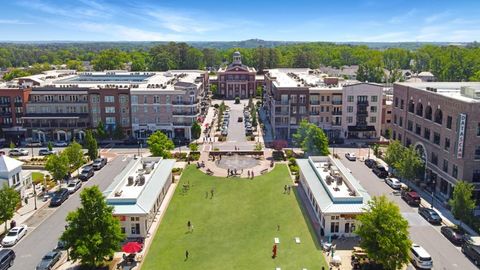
[187,220,191,231]
[211,188,214,198]
[248,170,250,178]
[227,168,230,176]
[277,224,280,231]
[185,250,189,260]
[284,185,287,194]
[287,185,291,194]
[272,244,277,258]
[251,171,254,179]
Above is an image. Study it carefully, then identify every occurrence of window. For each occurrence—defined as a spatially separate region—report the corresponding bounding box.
[399,117,403,127]
[120,95,128,104]
[416,103,423,116]
[347,106,353,113]
[347,116,353,123]
[166,95,171,104]
[477,123,480,136]
[289,117,296,125]
[370,106,377,113]
[424,128,430,140]
[370,116,376,123]
[131,95,138,104]
[144,107,148,113]
[131,223,140,235]
[132,106,137,113]
[321,96,325,102]
[393,114,397,124]
[406,138,412,147]
[299,95,306,104]
[371,96,378,102]
[407,120,413,131]
[433,132,440,145]
[475,146,480,160]
[330,222,339,233]
[105,107,115,113]
[443,160,449,173]
[91,95,100,103]
[290,95,297,103]
[444,138,450,151]
[400,99,404,109]
[326,96,330,102]
[447,116,453,129]
[105,117,116,125]
[299,106,306,114]
[408,100,415,113]
[326,106,329,112]
[415,124,421,135]
[104,96,115,103]
[153,95,160,104]
[431,152,438,166]
[394,97,398,107]
[320,106,324,112]
[473,170,480,183]
[434,109,443,125]
[452,164,458,178]
[347,96,354,102]
[121,227,126,234]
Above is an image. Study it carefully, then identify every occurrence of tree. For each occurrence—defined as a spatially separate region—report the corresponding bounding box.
[356,196,411,270]
[47,141,53,151]
[84,130,98,161]
[188,143,199,152]
[292,121,329,155]
[9,141,15,149]
[384,128,391,139]
[91,49,128,71]
[61,186,124,268]
[254,142,263,151]
[384,140,404,170]
[66,60,84,71]
[449,181,476,225]
[0,184,21,232]
[272,139,288,151]
[64,142,85,172]
[45,153,69,181]
[395,145,423,181]
[211,84,218,96]
[96,121,108,140]
[147,131,174,158]
[191,122,201,140]
[113,125,125,140]
[372,144,380,158]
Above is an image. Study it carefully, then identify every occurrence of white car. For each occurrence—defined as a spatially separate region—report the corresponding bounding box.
[53,141,68,147]
[1,225,27,246]
[8,148,29,156]
[345,152,357,161]
[410,244,433,269]
[66,179,82,194]
[385,177,402,190]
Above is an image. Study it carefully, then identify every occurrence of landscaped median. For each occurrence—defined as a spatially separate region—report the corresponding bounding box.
[142,164,327,269]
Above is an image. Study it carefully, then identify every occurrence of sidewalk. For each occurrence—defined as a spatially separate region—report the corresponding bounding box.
[258,107,273,143]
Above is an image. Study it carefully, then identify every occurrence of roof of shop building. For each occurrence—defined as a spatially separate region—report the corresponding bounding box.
[266,68,357,89]
[396,82,480,102]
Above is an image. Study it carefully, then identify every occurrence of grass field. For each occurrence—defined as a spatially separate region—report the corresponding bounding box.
[142,164,327,270]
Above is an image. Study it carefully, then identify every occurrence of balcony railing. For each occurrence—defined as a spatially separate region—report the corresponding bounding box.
[309,111,320,115]
[310,100,320,105]
[172,100,199,105]
[357,110,368,116]
[172,122,192,127]
[172,111,200,116]
[275,100,289,105]
[332,111,343,115]
[331,100,342,105]
[357,100,369,105]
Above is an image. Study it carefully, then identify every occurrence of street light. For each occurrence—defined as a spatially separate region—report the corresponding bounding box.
[431,178,436,209]
[32,182,37,210]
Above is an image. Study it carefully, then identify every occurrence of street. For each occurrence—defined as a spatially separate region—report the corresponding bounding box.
[333,147,477,270]
[10,155,131,270]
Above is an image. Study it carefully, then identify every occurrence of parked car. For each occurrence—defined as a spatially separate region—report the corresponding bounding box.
[364,158,376,168]
[0,249,15,270]
[8,148,28,156]
[92,158,107,170]
[409,244,433,269]
[53,141,68,147]
[78,166,94,181]
[401,190,421,206]
[39,149,56,156]
[345,152,357,161]
[1,225,27,247]
[441,226,465,246]
[463,240,480,265]
[238,117,243,122]
[35,250,61,270]
[123,137,138,145]
[385,177,401,190]
[49,188,69,207]
[66,179,82,194]
[372,164,388,178]
[26,141,43,147]
[418,207,442,224]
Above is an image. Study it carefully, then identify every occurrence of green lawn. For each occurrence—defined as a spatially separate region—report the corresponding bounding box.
[32,172,45,184]
[142,164,327,270]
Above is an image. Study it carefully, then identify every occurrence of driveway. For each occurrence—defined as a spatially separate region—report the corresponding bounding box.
[225,100,248,144]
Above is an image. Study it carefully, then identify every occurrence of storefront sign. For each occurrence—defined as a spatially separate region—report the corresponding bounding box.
[456,113,467,159]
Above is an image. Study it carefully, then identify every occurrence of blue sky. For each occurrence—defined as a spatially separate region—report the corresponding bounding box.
[1,0,479,42]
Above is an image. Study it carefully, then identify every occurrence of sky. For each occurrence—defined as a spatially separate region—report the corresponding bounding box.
[0,0,479,42]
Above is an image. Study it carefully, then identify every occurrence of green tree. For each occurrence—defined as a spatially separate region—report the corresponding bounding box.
[188,143,199,152]
[292,121,329,155]
[254,142,263,151]
[9,141,15,149]
[61,186,124,268]
[384,140,404,170]
[96,121,108,140]
[395,145,423,180]
[147,131,174,158]
[84,130,98,161]
[0,184,21,232]
[47,141,53,151]
[45,153,69,181]
[113,125,125,140]
[372,144,380,157]
[91,49,128,71]
[2,68,31,81]
[64,142,85,172]
[211,84,218,96]
[449,181,476,225]
[191,122,201,140]
[356,196,411,270]
[66,60,84,71]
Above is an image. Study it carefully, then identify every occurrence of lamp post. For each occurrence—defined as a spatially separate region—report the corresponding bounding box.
[431,178,436,209]
[33,182,37,210]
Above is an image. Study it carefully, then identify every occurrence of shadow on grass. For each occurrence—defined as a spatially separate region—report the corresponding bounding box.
[293,185,322,251]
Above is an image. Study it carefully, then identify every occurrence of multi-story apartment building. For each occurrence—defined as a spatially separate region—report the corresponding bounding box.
[381,91,393,137]
[342,83,383,139]
[392,82,480,207]
[216,51,257,99]
[0,83,31,143]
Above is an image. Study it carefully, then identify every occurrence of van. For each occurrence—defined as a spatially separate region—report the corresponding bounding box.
[410,244,433,269]
[462,241,480,265]
[0,249,15,270]
[402,191,421,206]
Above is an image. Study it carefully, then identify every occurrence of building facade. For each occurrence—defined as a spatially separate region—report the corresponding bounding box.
[88,87,131,136]
[0,155,32,199]
[392,82,480,208]
[217,52,257,99]
[0,84,31,144]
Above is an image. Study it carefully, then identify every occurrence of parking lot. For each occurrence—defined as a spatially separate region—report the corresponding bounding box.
[224,100,248,143]
[334,147,478,269]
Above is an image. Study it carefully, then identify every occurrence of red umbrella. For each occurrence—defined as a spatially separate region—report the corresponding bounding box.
[122,242,143,254]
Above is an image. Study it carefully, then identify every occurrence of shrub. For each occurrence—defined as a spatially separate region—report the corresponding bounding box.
[172,168,183,175]
[189,152,200,161]
[288,157,297,166]
[285,149,294,158]
[235,97,240,104]
[214,104,219,109]
[272,150,285,161]
[172,152,188,161]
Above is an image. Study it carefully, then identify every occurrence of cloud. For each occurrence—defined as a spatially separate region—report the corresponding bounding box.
[356,31,409,42]
[18,0,111,19]
[389,9,417,24]
[424,11,450,23]
[146,9,230,34]
[0,19,32,25]
[75,22,183,41]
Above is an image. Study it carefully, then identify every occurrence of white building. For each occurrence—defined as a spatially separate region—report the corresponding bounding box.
[342,83,384,139]
[0,155,32,199]
[103,157,175,239]
[297,156,371,237]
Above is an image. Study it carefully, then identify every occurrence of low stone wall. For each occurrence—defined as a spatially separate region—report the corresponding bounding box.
[208,150,264,156]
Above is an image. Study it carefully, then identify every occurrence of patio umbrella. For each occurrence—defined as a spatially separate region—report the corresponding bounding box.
[122,242,143,254]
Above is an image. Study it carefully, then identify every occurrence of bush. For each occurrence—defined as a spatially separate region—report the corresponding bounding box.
[172,152,188,161]
[235,97,240,104]
[288,157,297,166]
[285,149,294,158]
[172,168,183,175]
[272,150,285,161]
[214,104,219,109]
[189,152,200,161]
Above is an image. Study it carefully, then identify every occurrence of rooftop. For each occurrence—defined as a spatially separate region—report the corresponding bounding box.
[297,156,370,214]
[104,157,175,215]
[396,82,480,102]
[266,68,358,89]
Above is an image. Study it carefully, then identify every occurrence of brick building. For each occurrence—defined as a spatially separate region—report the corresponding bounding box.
[0,84,31,143]
[216,51,257,99]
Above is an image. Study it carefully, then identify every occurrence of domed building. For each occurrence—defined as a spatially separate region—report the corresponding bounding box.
[216,51,258,99]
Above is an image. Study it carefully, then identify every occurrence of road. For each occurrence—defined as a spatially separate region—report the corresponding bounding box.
[226,100,248,144]
[334,147,477,270]
[10,155,131,270]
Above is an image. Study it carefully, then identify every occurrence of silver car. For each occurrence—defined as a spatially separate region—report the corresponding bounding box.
[385,177,401,189]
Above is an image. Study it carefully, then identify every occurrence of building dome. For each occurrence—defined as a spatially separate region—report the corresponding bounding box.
[233,51,241,56]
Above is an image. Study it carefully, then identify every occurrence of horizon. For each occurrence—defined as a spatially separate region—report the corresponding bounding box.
[0,0,479,42]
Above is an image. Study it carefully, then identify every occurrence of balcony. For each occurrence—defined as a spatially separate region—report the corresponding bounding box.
[331,122,342,126]
[173,122,192,127]
[310,100,320,105]
[275,100,289,105]
[275,111,289,116]
[331,100,342,105]
[172,111,200,116]
[332,111,342,115]
[357,100,369,106]
[357,110,368,116]
[172,100,199,106]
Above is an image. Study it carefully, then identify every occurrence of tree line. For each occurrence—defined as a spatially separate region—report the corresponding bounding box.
[2,42,480,83]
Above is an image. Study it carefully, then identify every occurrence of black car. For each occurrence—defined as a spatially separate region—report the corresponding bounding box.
[372,164,388,178]
[92,158,107,170]
[441,226,465,246]
[364,158,377,168]
[418,207,442,224]
[462,241,480,266]
[123,137,138,145]
[36,250,61,270]
[78,166,94,181]
[49,188,69,207]
[0,249,15,270]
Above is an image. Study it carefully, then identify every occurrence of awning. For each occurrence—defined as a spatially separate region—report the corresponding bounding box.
[348,126,376,132]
